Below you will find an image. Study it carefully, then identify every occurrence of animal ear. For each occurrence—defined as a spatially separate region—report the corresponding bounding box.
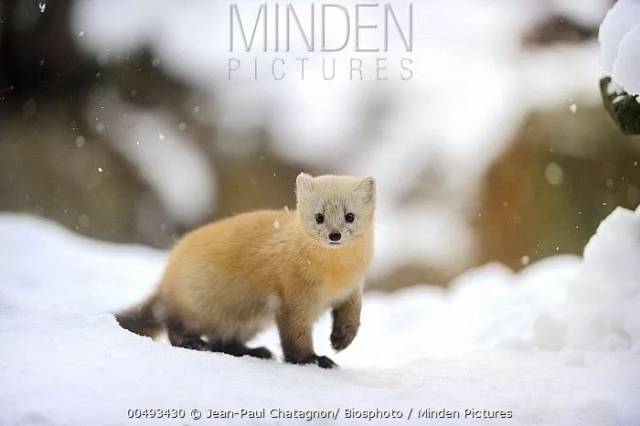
[355,176,376,204]
[296,172,314,194]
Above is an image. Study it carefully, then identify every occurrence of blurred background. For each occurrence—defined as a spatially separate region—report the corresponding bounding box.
[1,0,638,290]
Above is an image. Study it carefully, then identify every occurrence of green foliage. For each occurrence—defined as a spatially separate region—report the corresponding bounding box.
[600,77,640,135]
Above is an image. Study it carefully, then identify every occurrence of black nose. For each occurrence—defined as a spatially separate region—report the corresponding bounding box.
[329,232,342,242]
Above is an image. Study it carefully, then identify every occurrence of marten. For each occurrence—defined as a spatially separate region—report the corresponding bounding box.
[116,173,375,368]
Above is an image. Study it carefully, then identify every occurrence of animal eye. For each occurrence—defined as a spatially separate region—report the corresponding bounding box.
[315,213,324,224]
[345,213,355,223]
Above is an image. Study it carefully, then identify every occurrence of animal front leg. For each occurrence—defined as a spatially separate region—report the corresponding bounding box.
[277,301,337,369]
[331,286,362,351]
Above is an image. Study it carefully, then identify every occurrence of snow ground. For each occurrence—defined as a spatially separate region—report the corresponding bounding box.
[1,207,639,425]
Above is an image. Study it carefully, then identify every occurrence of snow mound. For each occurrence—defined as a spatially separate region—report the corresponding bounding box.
[599,0,640,95]
[1,208,639,425]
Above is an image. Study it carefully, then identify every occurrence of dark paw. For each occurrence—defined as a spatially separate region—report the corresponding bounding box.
[298,354,338,369]
[315,355,338,369]
[181,337,210,351]
[246,346,273,360]
[331,323,359,351]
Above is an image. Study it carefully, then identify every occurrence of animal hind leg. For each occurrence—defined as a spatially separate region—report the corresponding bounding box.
[167,320,209,351]
[208,337,273,360]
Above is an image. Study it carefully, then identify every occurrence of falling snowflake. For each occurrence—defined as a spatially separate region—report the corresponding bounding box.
[545,162,563,186]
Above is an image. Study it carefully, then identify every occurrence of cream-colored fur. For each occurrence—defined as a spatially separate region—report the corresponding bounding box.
[117,173,375,368]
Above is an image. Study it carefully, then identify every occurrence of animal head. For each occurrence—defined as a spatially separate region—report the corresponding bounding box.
[295,173,375,248]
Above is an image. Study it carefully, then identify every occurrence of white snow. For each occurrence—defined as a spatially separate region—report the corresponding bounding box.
[599,0,640,95]
[1,206,639,425]
[611,24,640,96]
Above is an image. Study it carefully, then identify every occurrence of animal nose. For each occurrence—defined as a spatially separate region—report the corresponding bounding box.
[329,232,342,242]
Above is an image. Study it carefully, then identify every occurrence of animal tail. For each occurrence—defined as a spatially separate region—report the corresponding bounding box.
[115,292,164,338]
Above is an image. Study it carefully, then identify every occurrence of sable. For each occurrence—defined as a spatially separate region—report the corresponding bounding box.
[116,173,375,368]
